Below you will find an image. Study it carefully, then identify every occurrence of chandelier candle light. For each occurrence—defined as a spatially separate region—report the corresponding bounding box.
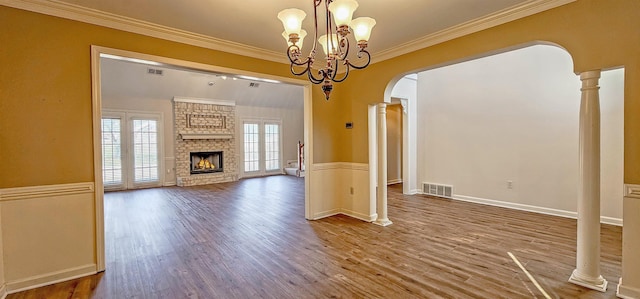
[278,0,376,100]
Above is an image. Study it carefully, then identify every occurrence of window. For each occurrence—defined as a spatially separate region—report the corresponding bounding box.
[242,120,282,176]
[264,123,280,171]
[244,123,260,172]
[101,117,123,186]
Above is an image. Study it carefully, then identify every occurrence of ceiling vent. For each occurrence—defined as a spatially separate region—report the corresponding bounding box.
[147,68,164,76]
[422,182,453,199]
[249,82,260,88]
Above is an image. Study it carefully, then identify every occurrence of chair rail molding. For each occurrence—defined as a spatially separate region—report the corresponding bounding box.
[624,184,640,198]
[0,182,94,201]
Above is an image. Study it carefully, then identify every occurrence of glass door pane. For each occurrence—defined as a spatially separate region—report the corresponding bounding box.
[132,119,159,184]
[243,123,260,172]
[101,117,123,187]
[264,123,280,171]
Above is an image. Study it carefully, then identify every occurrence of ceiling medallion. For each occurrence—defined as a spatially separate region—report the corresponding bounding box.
[278,0,376,100]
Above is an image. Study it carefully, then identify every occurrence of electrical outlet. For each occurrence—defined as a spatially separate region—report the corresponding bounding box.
[507,180,513,189]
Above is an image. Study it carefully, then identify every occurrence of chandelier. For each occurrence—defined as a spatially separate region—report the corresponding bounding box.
[278,0,376,100]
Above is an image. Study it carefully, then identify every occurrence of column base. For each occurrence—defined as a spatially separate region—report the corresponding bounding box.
[569,269,608,292]
[373,219,393,227]
[617,278,640,299]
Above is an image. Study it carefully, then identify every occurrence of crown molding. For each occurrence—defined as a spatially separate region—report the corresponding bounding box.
[1,0,575,66]
[371,0,576,64]
[0,0,287,64]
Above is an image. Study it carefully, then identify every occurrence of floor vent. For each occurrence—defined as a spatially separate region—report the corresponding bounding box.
[422,182,453,198]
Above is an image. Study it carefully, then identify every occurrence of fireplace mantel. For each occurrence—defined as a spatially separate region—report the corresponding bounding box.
[179,133,233,140]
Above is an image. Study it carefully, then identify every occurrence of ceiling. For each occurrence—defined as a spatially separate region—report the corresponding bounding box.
[55,0,533,57]
[65,0,564,108]
[101,57,304,109]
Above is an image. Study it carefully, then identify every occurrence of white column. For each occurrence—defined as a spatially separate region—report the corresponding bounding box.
[375,103,392,226]
[569,70,607,292]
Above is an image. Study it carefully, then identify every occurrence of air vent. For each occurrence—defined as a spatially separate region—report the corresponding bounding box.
[147,68,164,76]
[422,182,453,198]
[249,82,260,88]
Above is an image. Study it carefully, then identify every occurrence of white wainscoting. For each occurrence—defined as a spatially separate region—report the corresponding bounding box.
[447,193,622,226]
[310,163,374,222]
[0,182,97,294]
[617,184,640,299]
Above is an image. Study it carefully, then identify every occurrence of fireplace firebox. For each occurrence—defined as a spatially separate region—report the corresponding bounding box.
[190,151,223,174]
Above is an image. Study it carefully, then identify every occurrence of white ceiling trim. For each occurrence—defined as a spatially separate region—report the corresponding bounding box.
[1,0,575,65]
[371,0,576,64]
[0,0,287,64]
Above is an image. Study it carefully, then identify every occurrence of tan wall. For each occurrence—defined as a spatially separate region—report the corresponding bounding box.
[0,5,335,188]
[338,0,640,184]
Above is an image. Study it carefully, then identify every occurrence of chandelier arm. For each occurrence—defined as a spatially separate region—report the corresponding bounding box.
[290,63,312,76]
[331,62,350,83]
[346,49,372,70]
[336,36,350,61]
[286,45,304,63]
[307,68,325,84]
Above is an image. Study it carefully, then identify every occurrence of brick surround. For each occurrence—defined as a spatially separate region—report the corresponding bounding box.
[174,99,238,186]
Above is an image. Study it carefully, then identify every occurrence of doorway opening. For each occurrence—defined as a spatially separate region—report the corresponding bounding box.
[91,46,313,271]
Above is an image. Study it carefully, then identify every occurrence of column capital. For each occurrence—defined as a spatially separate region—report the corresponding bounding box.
[580,70,601,81]
[580,70,601,91]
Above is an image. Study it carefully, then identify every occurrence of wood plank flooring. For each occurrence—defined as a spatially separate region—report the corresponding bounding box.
[8,176,622,298]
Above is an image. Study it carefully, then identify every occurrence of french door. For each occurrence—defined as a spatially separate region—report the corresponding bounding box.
[241,119,282,177]
[101,111,163,190]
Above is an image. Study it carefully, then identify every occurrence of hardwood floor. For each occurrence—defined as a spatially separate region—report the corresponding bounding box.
[8,176,621,298]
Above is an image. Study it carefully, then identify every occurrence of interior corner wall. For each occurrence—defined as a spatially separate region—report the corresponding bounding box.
[416,45,624,221]
[386,104,402,184]
[391,77,418,193]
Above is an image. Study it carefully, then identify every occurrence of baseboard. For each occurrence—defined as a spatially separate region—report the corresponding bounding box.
[163,181,177,187]
[340,209,376,222]
[451,194,622,226]
[0,283,6,299]
[387,179,402,185]
[617,278,640,299]
[312,209,341,220]
[312,208,376,223]
[408,189,421,195]
[7,264,96,294]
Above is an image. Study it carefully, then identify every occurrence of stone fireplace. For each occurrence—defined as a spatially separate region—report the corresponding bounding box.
[174,97,238,186]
